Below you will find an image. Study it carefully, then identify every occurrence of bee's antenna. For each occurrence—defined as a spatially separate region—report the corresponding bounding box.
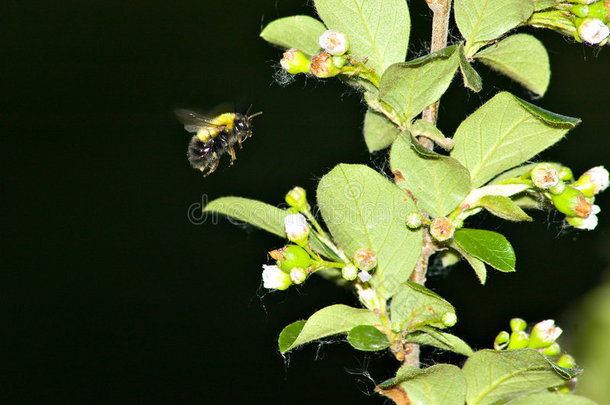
[248,111,263,120]
[246,104,253,115]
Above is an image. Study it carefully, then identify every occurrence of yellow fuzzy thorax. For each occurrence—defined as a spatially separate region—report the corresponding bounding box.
[196,113,236,142]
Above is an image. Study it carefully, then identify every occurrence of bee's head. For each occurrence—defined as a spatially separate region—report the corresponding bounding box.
[234,115,251,133]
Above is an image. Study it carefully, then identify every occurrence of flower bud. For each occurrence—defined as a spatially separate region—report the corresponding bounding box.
[573,166,609,197]
[353,248,377,271]
[318,29,349,55]
[531,163,559,189]
[280,48,311,74]
[356,286,382,312]
[285,186,309,210]
[332,55,347,68]
[290,267,308,284]
[550,186,593,218]
[542,342,561,356]
[341,263,358,281]
[507,330,530,350]
[566,205,600,230]
[576,17,610,44]
[510,318,527,332]
[262,264,292,290]
[558,166,573,181]
[441,312,457,327]
[430,217,456,242]
[406,212,423,229]
[284,213,309,245]
[529,319,562,349]
[310,52,340,78]
[272,245,311,272]
[358,270,372,282]
[557,354,576,369]
[494,331,510,350]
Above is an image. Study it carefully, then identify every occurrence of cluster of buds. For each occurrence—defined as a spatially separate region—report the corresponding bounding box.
[263,244,311,290]
[494,318,566,355]
[279,29,380,83]
[528,0,610,45]
[527,164,608,230]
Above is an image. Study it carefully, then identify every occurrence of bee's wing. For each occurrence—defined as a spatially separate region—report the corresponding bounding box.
[174,108,221,133]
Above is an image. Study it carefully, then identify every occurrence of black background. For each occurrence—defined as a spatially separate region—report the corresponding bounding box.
[2,1,609,403]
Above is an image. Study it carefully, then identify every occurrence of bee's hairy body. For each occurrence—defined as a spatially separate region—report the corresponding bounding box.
[175,108,255,177]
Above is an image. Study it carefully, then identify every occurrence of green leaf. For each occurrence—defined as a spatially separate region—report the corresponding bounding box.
[455,0,534,55]
[451,241,488,284]
[451,92,579,187]
[317,164,423,298]
[405,328,474,356]
[478,195,533,221]
[204,197,286,237]
[391,135,471,217]
[454,228,516,272]
[260,15,326,58]
[458,45,483,92]
[378,364,466,405]
[411,119,455,151]
[390,282,455,330]
[379,46,459,121]
[278,321,306,354]
[508,392,598,405]
[463,349,569,405]
[533,0,556,10]
[280,304,380,353]
[475,34,550,96]
[363,110,400,152]
[347,325,391,351]
[314,0,410,74]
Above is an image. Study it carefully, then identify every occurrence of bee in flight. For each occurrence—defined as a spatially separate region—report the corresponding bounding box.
[175,108,262,176]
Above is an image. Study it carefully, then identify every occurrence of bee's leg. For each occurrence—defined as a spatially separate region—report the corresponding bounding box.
[228,146,237,165]
[204,160,220,177]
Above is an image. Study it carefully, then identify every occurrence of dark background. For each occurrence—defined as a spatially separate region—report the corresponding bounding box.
[2,1,609,403]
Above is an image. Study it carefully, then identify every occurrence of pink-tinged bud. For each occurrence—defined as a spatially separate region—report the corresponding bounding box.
[284,213,309,245]
[551,186,593,218]
[531,163,559,189]
[576,17,610,44]
[353,248,377,271]
[494,331,510,350]
[566,205,600,230]
[262,264,292,290]
[280,49,311,74]
[529,319,562,349]
[430,217,456,242]
[573,166,609,197]
[310,52,340,78]
[318,30,349,55]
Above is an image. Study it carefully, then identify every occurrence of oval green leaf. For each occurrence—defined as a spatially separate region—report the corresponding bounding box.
[390,282,456,331]
[391,135,471,218]
[204,197,286,237]
[463,349,569,405]
[475,34,550,96]
[454,228,516,272]
[363,110,400,152]
[260,15,326,58]
[314,0,410,74]
[478,195,533,222]
[317,164,423,298]
[379,46,459,121]
[280,304,381,354]
[278,321,306,354]
[405,328,474,357]
[458,45,483,92]
[347,325,391,351]
[450,92,579,187]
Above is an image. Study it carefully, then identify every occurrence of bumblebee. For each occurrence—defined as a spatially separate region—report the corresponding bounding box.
[175,109,261,176]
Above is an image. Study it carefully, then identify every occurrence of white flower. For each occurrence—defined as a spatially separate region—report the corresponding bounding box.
[574,166,609,196]
[531,319,563,344]
[318,30,349,55]
[284,213,309,243]
[578,18,610,45]
[262,265,292,290]
[531,164,559,189]
[356,285,381,311]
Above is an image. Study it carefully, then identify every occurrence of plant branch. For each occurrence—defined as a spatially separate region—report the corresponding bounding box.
[400,0,452,368]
